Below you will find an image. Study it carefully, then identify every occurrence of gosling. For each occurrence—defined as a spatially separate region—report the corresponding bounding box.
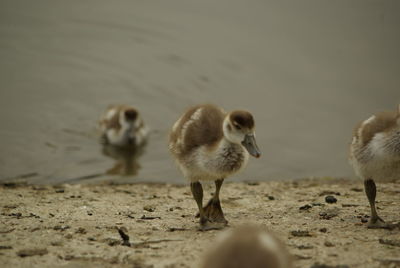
[99,105,148,147]
[169,104,261,230]
[349,104,400,228]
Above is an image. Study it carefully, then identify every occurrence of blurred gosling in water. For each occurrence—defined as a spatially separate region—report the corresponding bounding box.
[201,226,293,268]
[99,105,148,147]
[349,104,400,229]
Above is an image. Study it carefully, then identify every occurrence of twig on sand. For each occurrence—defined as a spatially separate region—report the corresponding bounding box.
[140,215,161,220]
[117,227,131,247]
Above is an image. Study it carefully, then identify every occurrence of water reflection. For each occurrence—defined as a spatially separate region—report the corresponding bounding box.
[101,142,146,176]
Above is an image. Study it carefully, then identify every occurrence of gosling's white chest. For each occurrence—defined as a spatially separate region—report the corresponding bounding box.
[350,120,400,182]
[181,138,249,182]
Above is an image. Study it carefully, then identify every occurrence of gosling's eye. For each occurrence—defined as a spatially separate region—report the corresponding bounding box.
[233,123,241,130]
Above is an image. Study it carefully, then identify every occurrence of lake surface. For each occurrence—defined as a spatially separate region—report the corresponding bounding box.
[0,0,399,184]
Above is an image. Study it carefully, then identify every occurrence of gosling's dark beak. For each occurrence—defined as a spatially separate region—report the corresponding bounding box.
[241,134,261,158]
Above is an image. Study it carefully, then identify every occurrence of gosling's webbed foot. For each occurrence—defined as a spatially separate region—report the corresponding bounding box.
[198,217,226,231]
[203,198,228,225]
[367,216,394,229]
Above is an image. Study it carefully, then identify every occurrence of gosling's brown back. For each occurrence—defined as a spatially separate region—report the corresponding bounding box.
[353,110,399,147]
[169,104,225,156]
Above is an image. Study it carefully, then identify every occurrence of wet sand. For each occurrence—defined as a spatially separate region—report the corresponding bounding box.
[1,178,399,268]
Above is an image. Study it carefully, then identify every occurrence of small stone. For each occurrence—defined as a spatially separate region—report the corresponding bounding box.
[55,189,65,193]
[53,225,70,231]
[168,227,187,232]
[64,255,74,260]
[30,227,40,232]
[75,227,87,234]
[325,196,337,204]
[350,188,363,192]
[341,204,359,207]
[143,205,155,212]
[312,202,323,207]
[64,233,73,239]
[319,209,339,220]
[297,244,314,249]
[299,204,312,211]
[50,241,63,246]
[324,241,335,247]
[291,230,311,237]
[87,237,96,241]
[319,228,328,233]
[140,215,161,220]
[105,238,121,246]
[379,239,400,247]
[17,248,48,257]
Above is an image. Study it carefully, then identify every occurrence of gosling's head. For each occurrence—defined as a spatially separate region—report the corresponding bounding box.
[119,107,142,130]
[223,110,261,158]
[201,225,293,268]
[117,106,146,145]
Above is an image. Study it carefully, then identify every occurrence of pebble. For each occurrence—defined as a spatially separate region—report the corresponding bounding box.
[291,230,311,237]
[64,233,73,239]
[144,205,156,212]
[324,241,335,247]
[379,239,400,247]
[50,241,63,246]
[17,248,48,257]
[299,204,312,211]
[75,227,87,234]
[319,209,339,220]
[325,196,337,204]
[297,244,314,249]
[53,225,70,231]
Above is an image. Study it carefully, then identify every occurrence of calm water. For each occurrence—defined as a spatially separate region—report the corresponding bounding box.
[0,0,399,184]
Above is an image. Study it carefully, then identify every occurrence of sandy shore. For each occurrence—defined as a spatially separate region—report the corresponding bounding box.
[1,178,399,268]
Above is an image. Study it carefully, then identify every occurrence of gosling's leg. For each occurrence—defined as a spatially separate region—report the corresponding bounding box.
[191,181,224,231]
[203,179,228,225]
[364,179,388,229]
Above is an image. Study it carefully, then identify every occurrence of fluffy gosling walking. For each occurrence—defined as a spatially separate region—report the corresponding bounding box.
[349,104,400,228]
[169,104,261,230]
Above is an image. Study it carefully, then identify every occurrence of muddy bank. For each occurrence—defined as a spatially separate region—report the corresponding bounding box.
[0,178,399,268]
